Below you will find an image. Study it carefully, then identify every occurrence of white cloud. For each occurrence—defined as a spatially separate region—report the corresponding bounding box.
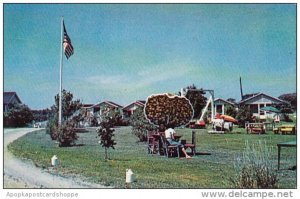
[69,59,201,105]
[86,75,128,86]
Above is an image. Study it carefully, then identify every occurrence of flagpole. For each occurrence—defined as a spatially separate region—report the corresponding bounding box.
[59,17,64,126]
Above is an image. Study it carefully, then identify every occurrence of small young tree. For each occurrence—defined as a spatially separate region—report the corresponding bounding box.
[96,107,118,160]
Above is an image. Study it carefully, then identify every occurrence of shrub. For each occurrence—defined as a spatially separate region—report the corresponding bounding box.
[236,105,253,127]
[46,90,82,147]
[282,114,293,122]
[57,121,78,147]
[232,141,278,188]
[225,106,237,118]
[47,117,58,140]
[129,107,157,142]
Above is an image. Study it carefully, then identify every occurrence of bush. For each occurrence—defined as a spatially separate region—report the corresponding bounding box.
[129,107,157,142]
[225,106,237,118]
[47,117,58,140]
[57,121,78,147]
[282,114,293,122]
[232,141,278,188]
[236,106,253,127]
[46,90,82,147]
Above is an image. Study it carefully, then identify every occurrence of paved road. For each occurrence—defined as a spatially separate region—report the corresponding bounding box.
[4,128,111,188]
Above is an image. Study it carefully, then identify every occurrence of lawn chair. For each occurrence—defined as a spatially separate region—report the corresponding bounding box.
[160,134,180,158]
[184,131,196,156]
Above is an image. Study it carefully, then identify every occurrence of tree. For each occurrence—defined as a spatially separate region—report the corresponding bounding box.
[47,90,82,147]
[179,84,207,119]
[236,106,253,127]
[32,108,53,122]
[4,103,33,127]
[96,107,118,160]
[278,93,296,113]
[53,90,82,121]
[130,107,157,142]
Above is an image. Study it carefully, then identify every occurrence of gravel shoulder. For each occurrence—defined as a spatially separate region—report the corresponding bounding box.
[4,128,111,188]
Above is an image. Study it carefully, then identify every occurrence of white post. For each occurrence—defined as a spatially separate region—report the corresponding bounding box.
[211,92,214,121]
[180,88,185,97]
[58,17,64,126]
[222,105,225,115]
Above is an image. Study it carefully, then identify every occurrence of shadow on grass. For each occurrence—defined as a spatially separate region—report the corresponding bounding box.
[195,152,212,155]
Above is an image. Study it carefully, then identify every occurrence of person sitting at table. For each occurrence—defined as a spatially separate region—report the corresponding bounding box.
[164,127,191,159]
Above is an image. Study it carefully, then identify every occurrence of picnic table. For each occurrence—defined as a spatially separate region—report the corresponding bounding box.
[277,140,296,170]
[245,123,265,134]
[280,125,296,135]
[273,124,296,135]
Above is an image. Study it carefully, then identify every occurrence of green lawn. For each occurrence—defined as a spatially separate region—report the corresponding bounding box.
[7,126,296,188]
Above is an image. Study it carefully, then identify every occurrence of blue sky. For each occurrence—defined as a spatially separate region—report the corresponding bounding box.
[4,4,296,110]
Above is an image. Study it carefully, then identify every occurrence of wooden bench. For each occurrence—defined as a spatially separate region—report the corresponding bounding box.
[183,131,196,156]
[246,123,265,134]
[160,135,180,158]
[279,125,296,135]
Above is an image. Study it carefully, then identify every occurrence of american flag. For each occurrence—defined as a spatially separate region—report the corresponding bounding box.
[63,21,74,59]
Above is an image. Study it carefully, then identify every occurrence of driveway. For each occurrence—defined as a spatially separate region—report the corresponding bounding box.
[4,128,110,188]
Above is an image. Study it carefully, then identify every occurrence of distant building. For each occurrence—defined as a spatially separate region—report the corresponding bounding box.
[214,98,236,115]
[81,104,93,116]
[238,92,285,119]
[241,93,260,101]
[3,92,22,112]
[122,100,146,118]
[74,104,93,127]
[88,101,123,119]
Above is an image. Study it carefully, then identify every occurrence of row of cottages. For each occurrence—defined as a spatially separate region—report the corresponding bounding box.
[81,100,146,126]
[3,92,22,112]
[82,93,283,124]
[214,92,285,119]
